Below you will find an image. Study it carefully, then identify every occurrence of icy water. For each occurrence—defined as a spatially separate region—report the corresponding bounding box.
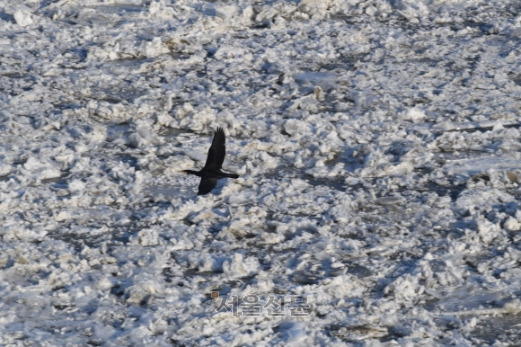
[2,0,521,345]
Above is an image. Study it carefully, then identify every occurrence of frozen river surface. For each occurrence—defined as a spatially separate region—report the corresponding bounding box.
[2,0,521,345]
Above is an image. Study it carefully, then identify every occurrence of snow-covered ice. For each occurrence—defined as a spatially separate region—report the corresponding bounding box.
[2,0,521,345]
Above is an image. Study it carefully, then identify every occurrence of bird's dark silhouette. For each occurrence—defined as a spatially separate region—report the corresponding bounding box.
[183,127,239,195]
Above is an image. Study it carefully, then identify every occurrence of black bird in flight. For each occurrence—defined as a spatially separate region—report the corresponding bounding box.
[183,127,239,195]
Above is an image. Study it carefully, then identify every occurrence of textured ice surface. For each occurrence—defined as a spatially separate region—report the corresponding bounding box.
[2,0,521,345]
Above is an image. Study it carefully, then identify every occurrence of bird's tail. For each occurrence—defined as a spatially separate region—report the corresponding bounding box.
[225,173,239,179]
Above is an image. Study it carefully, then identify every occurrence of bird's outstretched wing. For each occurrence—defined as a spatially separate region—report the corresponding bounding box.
[198,177,218,195]
[203,127,226,170]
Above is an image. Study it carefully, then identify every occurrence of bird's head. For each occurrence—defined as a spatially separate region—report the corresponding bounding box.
[182,169,199,176]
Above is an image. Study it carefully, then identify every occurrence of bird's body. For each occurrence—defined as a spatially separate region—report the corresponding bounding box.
[183,127,239,195]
